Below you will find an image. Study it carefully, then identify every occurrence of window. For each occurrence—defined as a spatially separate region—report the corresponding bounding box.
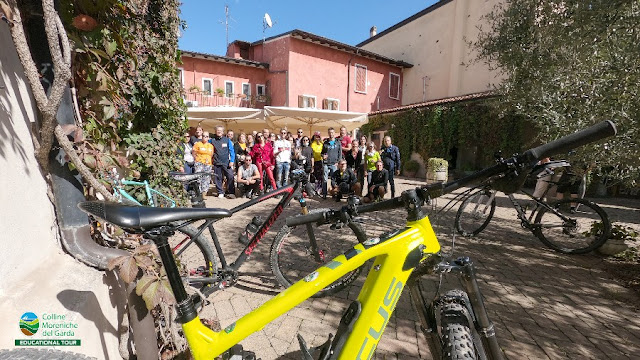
[389,72,400,100]
[256,84,266,96]
[224,81,234,98]
[242,83,251,97]
[323,98,340,110]
[298,95,317,108]
[202,78,212,95]
[354,64,367,94]
[177,68,184,88]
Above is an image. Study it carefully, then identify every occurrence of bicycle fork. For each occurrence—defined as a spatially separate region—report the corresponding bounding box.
[408,257,505,360]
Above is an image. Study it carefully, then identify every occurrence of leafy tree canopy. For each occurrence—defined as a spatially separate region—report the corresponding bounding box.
[474,0,639,185]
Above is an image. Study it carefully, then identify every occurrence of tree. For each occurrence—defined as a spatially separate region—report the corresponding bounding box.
[3,0,116,201]
[474,0,639,185]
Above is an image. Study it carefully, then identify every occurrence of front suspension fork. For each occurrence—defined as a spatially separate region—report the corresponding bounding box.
[408,256,505,360]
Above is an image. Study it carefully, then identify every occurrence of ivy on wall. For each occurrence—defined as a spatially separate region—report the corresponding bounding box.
[60,0,187,202]
[362,99,532,170]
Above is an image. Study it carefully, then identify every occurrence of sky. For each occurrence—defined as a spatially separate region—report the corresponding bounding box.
[179,0,440,55]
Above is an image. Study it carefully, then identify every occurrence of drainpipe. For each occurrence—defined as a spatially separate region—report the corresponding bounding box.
[51,87,157,360]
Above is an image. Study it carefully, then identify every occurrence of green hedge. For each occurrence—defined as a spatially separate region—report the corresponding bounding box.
[362,100,532,170]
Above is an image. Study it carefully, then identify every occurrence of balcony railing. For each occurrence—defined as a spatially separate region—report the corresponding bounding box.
[184,92,270,108]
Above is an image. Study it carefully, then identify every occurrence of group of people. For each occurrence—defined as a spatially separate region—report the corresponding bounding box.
[178,124,402,202]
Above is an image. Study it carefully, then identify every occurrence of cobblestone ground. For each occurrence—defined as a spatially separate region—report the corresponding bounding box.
[199,177,640,359]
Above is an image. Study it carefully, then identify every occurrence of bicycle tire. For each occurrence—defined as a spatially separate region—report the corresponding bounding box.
[455,191,496,237]
[169,224,218,295]
[533,198,611,254]
[438,290,480,360]
[0,349,96,360]
[270,209,363,297]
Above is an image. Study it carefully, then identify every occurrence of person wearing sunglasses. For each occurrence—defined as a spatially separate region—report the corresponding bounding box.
[273,128,292,189]
[249,133,277,193]
[177,132,195,174]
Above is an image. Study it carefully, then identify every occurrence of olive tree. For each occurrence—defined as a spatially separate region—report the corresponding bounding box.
[474,0,639,185]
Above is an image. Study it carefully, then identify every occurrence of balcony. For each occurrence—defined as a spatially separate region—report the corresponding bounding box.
[184,92,270,109]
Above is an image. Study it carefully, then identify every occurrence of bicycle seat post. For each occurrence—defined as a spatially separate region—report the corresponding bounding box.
[144,227,197,324]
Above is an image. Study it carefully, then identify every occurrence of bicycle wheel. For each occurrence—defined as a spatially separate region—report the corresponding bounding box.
[270,209,364,297]
[455,190,496,237]
[533,198,611,254]
[169,224,218,295]
[437,290,481,360]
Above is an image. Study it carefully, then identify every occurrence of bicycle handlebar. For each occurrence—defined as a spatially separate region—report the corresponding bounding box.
[522,120,616,162]
[286,121,617,227]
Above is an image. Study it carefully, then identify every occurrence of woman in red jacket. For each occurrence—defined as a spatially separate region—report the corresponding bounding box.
[250,133,277,193]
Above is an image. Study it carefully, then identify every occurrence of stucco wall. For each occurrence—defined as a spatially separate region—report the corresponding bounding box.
[360,0,503,104]
[181,56,268,99]
[0,24,121,359]
[287,38,403,113]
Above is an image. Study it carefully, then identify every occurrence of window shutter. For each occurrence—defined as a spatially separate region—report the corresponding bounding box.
[298,95,304,108]
[308,97,316,108]
[390,73,400,99]
[323,98,329,109]
[331,100,339,110]
[355,65,367,93]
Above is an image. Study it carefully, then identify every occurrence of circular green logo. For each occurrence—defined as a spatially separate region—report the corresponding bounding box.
[19,312,39,336]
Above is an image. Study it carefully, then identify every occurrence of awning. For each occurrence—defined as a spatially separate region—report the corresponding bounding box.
[264,106,368,136]
[186,106,266,133]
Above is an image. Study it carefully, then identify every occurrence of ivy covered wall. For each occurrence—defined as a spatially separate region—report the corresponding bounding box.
[362,99,533,171]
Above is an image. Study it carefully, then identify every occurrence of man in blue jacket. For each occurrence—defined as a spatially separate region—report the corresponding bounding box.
[210,126,236,198]
[381,135,401,198]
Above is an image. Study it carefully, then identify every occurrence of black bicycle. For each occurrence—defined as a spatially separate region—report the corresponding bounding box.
[164,169,363,297]
[454,156,611,254]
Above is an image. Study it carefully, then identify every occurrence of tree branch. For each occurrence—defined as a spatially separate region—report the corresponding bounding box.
[54,125,117,202]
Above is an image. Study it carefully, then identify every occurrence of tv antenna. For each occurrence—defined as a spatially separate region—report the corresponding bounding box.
[220,4,235,49]
[263,13,274,41]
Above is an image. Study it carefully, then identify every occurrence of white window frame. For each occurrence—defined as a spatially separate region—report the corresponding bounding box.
[354,63,368,94]
[325,97,340,111]
[256,84,266,97]
[301,94,317,109]
[389,72,400,100]
[224,80,235,98]
[202,77,213,95]
[177,67,184,88]
[242,82,251,96]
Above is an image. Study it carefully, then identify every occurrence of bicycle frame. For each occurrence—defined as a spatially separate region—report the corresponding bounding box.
[114,179,176,208]
[154,211,442,359]
[182,177,310,292]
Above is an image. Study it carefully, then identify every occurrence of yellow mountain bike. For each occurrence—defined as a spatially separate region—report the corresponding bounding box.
[77,121,615,359]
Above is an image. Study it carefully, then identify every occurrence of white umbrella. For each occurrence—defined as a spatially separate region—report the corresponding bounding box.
[263,106,368,136]
[186,106,267,133]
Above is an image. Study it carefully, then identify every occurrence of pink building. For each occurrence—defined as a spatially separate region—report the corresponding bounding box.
[180,29,412,113]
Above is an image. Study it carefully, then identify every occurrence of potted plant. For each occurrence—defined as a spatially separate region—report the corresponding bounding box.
[215,88,225,96]
[403,159,420,178]
[594,223,638,256]
[427,158,448,183]
[188,84,201,93]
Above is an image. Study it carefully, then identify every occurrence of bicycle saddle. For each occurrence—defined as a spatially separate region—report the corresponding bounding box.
[169,171,213,183]
[78,201,231,230]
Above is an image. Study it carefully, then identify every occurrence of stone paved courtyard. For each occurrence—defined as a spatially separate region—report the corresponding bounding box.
[199,177,640,359]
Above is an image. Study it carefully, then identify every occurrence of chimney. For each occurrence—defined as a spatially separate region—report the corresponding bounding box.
[370,26,377,38]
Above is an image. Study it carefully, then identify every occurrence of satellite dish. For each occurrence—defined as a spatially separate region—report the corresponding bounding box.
[264,13,273,28]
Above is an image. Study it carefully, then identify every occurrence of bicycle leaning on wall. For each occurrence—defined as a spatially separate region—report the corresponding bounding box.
[74,120,616,359]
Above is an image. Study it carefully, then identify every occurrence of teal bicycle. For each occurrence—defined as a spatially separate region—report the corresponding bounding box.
[107,168,176,208]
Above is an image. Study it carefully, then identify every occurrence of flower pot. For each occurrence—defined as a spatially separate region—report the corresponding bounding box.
[596,239,629,256]
[435,170,448,182]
